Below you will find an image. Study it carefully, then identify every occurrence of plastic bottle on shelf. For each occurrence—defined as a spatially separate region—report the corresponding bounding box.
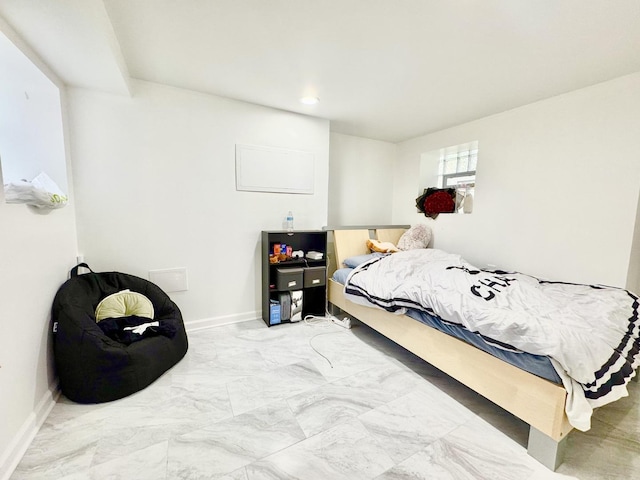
[286,211,294,233]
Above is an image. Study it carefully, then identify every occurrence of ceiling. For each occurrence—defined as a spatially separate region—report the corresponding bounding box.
[1,0,639,143]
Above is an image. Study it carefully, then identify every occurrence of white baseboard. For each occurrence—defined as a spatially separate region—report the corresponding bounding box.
[0,382,60,480]
[184,310,261,332]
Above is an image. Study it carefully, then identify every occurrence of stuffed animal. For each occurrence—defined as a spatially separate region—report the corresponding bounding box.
[367,239,399,253]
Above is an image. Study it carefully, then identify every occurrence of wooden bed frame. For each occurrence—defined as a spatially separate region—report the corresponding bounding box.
[326,227,573,470]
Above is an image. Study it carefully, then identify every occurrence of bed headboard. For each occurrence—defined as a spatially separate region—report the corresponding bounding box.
[375,228,406,245]
[330,226,409,270]
[333,229,372,270]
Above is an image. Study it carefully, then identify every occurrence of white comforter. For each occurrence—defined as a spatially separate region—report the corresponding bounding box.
[344,249,640,430]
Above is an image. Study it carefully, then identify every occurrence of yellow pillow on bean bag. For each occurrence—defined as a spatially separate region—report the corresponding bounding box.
[95,289,154,322]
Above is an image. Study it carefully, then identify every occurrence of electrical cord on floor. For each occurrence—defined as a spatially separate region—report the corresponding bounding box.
[304,311,351,368]
[303,314,333,326]
[309,332,338,368]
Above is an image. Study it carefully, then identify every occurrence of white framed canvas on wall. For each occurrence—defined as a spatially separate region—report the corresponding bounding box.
[235,144,314,194]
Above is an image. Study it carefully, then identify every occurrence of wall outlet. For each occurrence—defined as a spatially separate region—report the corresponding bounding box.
[75,255,89,274]
[149,267,188,292]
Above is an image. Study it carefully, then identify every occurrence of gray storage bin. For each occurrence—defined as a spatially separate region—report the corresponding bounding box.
[304,266,326,288]
[276,267,303,290]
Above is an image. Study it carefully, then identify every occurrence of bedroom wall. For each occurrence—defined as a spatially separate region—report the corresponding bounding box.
[68,80,330,327]
[392,73,640,289]
[0,23,78,480]
[328,132,397,226]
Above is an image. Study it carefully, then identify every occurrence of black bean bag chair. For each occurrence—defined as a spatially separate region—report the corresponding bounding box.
[52,264,188,403]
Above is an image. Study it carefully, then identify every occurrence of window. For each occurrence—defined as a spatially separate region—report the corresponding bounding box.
[418,140,478,214]
[438,141,477,192]
[437,141,477,213]
[0,30,68,204]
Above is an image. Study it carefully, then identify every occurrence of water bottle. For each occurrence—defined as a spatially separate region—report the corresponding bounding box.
[286,211,294,233]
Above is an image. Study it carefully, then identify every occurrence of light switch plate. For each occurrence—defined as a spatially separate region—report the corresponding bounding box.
[149,267,188,292]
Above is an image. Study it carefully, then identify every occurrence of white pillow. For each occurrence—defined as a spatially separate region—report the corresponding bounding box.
[397,224,432,251]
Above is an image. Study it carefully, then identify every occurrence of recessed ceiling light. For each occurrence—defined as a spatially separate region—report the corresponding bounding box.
[300,96,319,105]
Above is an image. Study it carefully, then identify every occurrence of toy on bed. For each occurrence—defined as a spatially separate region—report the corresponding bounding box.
[366,224,432,254]
[366,238,399,253]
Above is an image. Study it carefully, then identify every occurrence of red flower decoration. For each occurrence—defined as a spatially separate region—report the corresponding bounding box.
[424,190,455,216]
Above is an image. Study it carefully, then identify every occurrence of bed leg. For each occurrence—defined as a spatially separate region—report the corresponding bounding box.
[527,427,567,471]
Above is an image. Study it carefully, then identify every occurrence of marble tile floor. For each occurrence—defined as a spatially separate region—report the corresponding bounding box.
[11,318,639,480]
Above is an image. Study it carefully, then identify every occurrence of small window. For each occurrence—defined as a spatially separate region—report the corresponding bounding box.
[438,141,477,213]
[418,141,478,215]
[0,30,68,204]
[438,141,477,192]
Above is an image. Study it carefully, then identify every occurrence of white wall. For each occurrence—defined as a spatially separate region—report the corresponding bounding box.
[328,132,397,226]
[393,73,640,289]
[68,80,330,326]
[0,25,77,480]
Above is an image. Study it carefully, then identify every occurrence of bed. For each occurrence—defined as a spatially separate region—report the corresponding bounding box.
[326,226,639,470]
